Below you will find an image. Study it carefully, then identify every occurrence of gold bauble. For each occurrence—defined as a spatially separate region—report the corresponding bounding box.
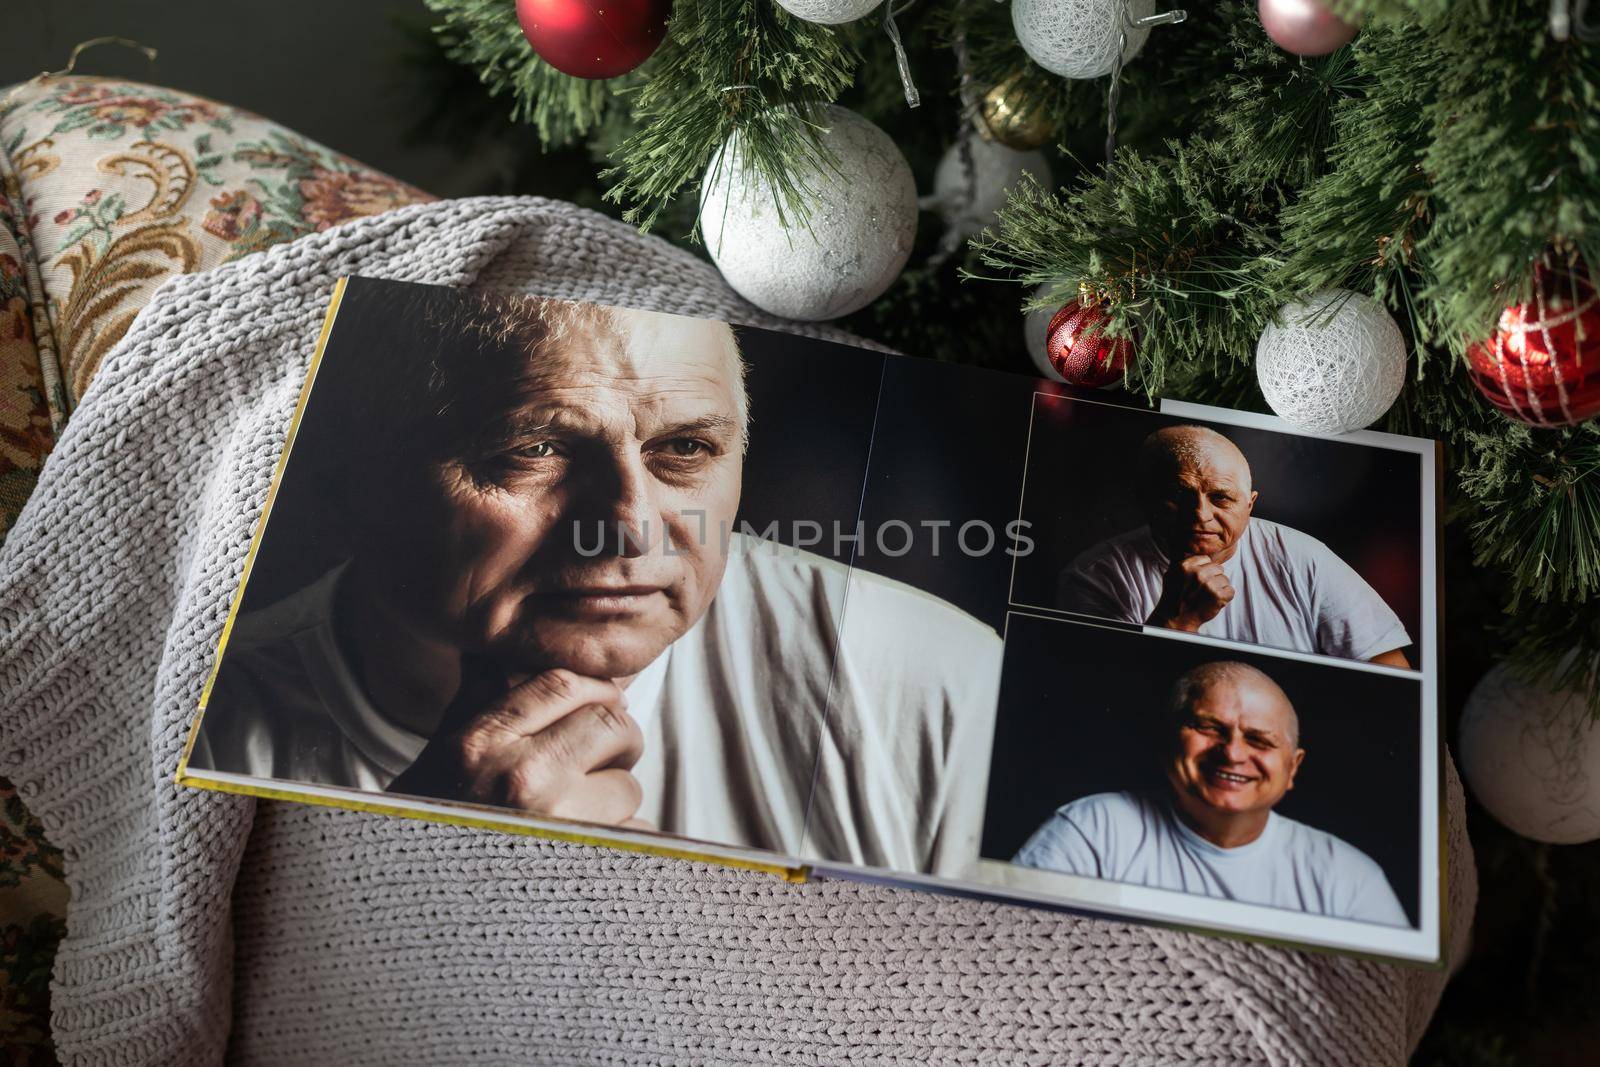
[979,74,1055,151]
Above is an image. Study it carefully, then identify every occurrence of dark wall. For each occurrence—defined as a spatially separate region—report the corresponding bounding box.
[981,612,1423,926]
[1,1,503,198]
[1010,394,1426,661]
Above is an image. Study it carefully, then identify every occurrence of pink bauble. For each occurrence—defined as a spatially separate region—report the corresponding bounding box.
[1257,0,1358,56]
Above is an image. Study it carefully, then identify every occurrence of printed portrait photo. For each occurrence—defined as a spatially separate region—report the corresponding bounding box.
[1009,395,1427,669]
[979,614,1424,931]
[184,277,1009,874]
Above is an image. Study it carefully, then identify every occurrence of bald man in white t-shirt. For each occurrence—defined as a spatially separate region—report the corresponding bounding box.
[1057,425,1411,666]
[189,282,1001,875]
[1014,661,1408,926]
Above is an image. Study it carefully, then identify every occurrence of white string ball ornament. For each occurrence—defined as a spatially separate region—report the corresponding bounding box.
[1458,663,1600,845]
[774,0,880,23]
[1255,289,1406,434]
[1012,0,1156,80]
[931,138,1052,240]
[699,105,917,321]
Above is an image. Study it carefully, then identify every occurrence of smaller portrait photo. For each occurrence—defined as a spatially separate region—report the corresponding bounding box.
[977,612,1436,958]
[1009,395,1431,670]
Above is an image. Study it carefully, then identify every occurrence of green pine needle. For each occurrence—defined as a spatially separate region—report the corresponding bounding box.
[424,0,620,146]
[601,0,858,233]
[1463,425,1600,606]
[1420,10,1600,350]
[972,137,1278,399]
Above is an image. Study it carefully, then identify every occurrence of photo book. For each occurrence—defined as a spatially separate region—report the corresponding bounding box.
[177,276,1446,964]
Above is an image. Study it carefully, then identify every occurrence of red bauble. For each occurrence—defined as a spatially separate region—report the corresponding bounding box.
[1466,258,1600,427]
[1044,300,1132,388]
[515,0,671,80]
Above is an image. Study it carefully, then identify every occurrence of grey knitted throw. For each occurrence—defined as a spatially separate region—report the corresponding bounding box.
[0,198,1476,1066]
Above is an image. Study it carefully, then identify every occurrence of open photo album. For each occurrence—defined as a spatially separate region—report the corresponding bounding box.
[177,276,1445,964]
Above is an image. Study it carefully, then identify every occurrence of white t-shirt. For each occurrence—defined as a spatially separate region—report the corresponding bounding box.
[1056,518,1410,662]
[1014,790,1409,926]
[188,533,1004,875]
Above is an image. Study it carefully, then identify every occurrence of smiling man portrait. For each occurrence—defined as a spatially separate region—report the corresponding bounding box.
[188,280,1002,874]
[1056,425,1412,666]
[1012,660,1408,925]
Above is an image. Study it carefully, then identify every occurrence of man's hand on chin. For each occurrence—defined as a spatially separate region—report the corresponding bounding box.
[387,662,654,831]
[1148,554,1236,632]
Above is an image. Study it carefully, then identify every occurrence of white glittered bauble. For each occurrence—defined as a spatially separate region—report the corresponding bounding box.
[1255,288,1406,434]
[699,105,917,321]
[1459,663,1600,845]
[774,0,880,23]
[931,138,1051,240]
[1024,282,1068,381]
[1012,0,1155,79]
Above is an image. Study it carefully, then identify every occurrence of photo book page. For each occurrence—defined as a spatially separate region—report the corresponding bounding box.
[178,276,1444,963]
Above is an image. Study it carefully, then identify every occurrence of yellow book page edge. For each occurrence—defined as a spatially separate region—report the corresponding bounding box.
[176,771,809,881]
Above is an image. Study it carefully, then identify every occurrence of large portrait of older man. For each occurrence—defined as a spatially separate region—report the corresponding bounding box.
[1048,420,1417,667]
[187,277,1003,875]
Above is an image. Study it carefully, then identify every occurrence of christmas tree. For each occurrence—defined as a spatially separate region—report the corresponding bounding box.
[419,2,1600,1055]
[419,0,1599,713]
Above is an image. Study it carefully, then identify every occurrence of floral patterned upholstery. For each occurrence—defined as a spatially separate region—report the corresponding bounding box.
[0,148,58,553]
[0,74,434,1061]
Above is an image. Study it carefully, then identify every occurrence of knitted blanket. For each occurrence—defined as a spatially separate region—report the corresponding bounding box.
[0,197,1475,1066]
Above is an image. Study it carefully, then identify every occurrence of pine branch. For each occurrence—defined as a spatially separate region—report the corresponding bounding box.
[972,139,1276,398]
[1326,0,1479,22]
[1204,1,1364,193]
[1420,9,1600,349]
[1460,423,1600,605]
[1272,23,1438,360]
[424,0,620,147]
[1498,593,1600,716]
[601,0,859,233]
[971,4,1370,404]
